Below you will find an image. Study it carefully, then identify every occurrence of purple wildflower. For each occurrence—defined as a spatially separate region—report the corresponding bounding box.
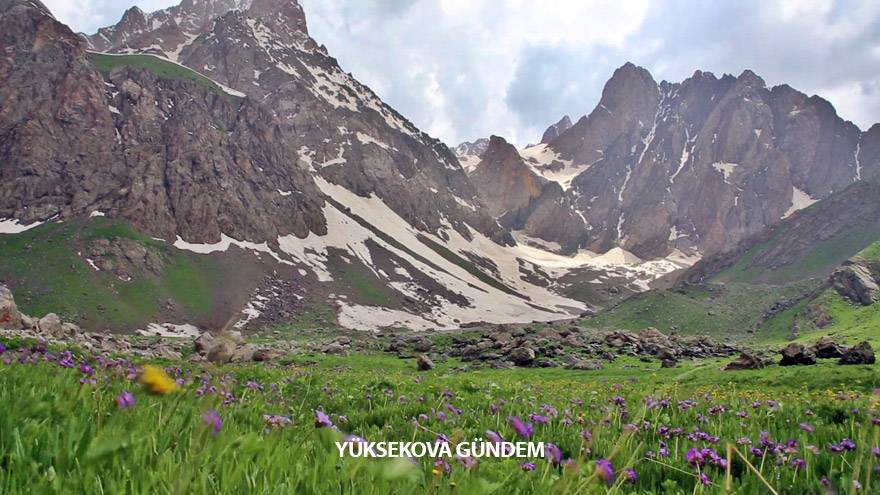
[791,458,806,471]
[624,468,637,484]
[433,459,450,475]
[508,416,534,439]
[314,410,334,429]
[520,462,536,471]
[545,443,563,465]
[699,472,711,486]
[596,458,615,485]
[116,391,135,410]
[202,409,222,436]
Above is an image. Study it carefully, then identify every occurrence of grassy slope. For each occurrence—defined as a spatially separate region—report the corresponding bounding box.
[88,53,239,101]
[714,224,880,285]
[760,241,880,345]
[0,219,220,329]
[579,282,814,342]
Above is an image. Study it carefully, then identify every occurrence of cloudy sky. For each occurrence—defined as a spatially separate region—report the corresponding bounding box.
[46,0,880,147]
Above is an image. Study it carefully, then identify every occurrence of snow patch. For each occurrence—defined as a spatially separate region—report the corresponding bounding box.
[783,186,818,218]
[136,323,200,338]
[712,162,738,184]
[0,218,43,234]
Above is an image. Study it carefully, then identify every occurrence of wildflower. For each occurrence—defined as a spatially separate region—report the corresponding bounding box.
[624,468,637,484]
[595,458,615,485]
[580,429,593,441]
[263,414,292,429]
[520,462,536,471]
[528,413,550,425]
[433,459,450,475]
[840,439,857,451]
[137,365,180,395]
[0,343,5,354]
[686,448,705,467]
[202,409,222,436]
[314,410,334,429]
[546,443,563,465]
[79,363,94,376]
[508,416,534,439]
[485,430,504,444]
[872,447,880,458]
[791,458,806,471]
[457,455,477,469]
[116,391,135,409]
[799,422,814,433]
[699,472,711,486]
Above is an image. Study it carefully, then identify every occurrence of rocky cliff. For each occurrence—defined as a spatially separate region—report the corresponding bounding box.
[467,63,880,260]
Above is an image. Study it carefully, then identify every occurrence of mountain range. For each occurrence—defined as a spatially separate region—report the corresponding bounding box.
[1,0,878,336]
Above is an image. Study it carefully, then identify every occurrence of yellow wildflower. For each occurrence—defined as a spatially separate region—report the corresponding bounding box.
[138,364,180,395]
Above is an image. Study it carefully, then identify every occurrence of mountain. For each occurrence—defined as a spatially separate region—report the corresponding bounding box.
[540,115,572,144]
[452,138,489,172]
[582,178,880,344]
[474,63,880,260]
[2,0,691,333]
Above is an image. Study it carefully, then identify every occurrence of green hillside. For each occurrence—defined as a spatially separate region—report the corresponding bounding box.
[0,219,224,330]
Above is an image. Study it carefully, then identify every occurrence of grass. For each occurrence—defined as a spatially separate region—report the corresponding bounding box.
[327,253,402,308]
[2,343,880,494]
[714,226,880,285]
[580,282,815,342]
[87,53,241,101]
[0,218,220,329]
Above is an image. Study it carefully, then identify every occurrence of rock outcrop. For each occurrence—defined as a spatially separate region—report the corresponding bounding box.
[831,259,880,305]
[468,62,879,259]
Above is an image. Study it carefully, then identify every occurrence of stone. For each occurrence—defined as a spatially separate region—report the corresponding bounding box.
[207,339,237,364]
[779,343,816,366]
[724,352,769,370]
[231,344,257,362]
[812,336,846,359]
[564,356,603,370]
[508,346,536,366]
[831,261,880,305]
[0,285,21,330]
[252,348,284,362]
[38,313,63,336]
[416,354,434,371]
[61,322,81,337]
[839,341,876,365]
[193,332,215,355]
[322,343,346,355]
[412,338,432,352]
[660,358,679,368]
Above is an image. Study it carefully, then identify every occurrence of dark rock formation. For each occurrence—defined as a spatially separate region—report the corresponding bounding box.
[839,341,875,365]
[779,343,816,366]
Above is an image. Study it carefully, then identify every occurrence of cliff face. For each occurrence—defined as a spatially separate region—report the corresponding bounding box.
[474,63,877,259]
[0,0,325,243]
[85,0,510,246]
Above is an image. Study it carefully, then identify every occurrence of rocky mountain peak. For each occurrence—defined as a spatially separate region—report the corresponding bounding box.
[540,115,572,144]
[247,0,308,34]
[736,69,766,88]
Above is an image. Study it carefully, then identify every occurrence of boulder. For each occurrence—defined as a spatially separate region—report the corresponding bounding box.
[725,352,769,370]
[565,357,603,371]
[61,322,81,337]
[412,338,432,353]
[831,261,879,305]
[660,358,679,368]
[193,332,215,355]
[207,339,236,363]
[0,285,21,330]
[839,341,876,365]
[779,343,816,366]
[416,354,435,371]
[231,344,257,362]
[38,313,63,336]
[812,336,846,359]
[508,346,536,366]
[252,348,284,362]
[322,342,346,355]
